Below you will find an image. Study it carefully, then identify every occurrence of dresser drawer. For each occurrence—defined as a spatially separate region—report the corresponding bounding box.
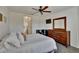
[48,29,70,47]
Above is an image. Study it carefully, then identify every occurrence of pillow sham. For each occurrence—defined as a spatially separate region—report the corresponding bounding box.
[21,32,26,41]
[0,34,10,49]
[16,32,24,45]
[4,33,21,49]
[4,42,14,50]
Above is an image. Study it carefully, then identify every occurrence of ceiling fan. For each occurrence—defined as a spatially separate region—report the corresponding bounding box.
[32,6,51,15]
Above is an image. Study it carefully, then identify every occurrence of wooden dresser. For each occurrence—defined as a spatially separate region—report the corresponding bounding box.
[48,29,70,47]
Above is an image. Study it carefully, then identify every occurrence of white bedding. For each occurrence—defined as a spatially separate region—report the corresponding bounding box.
[0,34,57,53]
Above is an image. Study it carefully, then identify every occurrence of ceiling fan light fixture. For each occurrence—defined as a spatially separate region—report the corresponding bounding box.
[32,6,51,15]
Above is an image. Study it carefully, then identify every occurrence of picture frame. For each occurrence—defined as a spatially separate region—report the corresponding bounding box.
[46,19,51,24]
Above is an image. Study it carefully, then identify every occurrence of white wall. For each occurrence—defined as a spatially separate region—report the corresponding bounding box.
[32,7,79,48]
[32,13,53,33]
[8,12,27,32]
[52,7,78,48]
[0,7,28,33]
[0,6,8,24]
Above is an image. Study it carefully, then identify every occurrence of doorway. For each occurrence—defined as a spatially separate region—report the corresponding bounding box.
[24,16,32,34]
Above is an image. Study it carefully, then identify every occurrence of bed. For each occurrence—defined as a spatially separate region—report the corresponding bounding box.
[0,22,57,53]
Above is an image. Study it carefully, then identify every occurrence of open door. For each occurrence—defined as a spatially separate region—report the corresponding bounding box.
[24,16,32,34]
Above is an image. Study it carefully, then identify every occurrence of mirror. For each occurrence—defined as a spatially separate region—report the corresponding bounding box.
[54,19,64,28]
[53,16,66,31]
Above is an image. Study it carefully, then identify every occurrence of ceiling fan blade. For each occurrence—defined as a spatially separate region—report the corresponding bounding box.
[32,8,38,11]
[39,11,43,15]
[42,6,48,11]
[43,11,51,13]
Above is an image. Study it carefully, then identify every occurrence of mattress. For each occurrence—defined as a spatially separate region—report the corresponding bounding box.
[0,34,57,53]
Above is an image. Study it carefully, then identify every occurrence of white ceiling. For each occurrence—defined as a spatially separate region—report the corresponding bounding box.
[7,6,73,15]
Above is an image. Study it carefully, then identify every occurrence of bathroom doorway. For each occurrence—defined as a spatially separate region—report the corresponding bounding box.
[24,16,32,34]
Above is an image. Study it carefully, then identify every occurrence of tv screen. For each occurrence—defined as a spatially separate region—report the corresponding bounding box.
[46,19,51,24]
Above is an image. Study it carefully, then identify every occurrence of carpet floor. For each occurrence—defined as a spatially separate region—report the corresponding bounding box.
[56,43,79,53]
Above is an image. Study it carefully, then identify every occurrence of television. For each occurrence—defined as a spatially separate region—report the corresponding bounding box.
[46,19,51,24]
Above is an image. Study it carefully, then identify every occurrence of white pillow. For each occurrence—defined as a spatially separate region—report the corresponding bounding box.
[16,32,24,45]
[4,33,21,49]
[21,32,27,41]
[4,42,13,50]
[0,34,10,49]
